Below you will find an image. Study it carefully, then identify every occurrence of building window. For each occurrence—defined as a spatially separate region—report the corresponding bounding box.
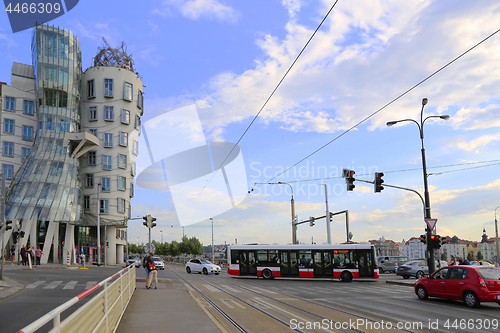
[46,118,55,131]
[23,100,34,115]
[102,155,112,170]
[101,177,111,191]
[3,164,13,179]
[4,119,14,134]
[87,79,95,98]
[132,139,138,155]
[3,142,14,157]
[22,126,34,141]
[83,195,91,211]
[85,173,94,188]
[104,133,113,147]
[5,97,15,111]
[123,82,133,101]
[89,128,98,137]
[119,132,128,147]
[130,182,134,198]
[118,176,126,191]
[137,90,143,109]
[121,109,130,124]
[49,161,64,176]
[118,154,127,169]
[131,161,136,176]
[89,106,97,121]
[117,198,126,213]
[100,199,109,214]
[104,78,113,97]
[88,151,96,165]
[22,148,30,162]
[104,106,114,121]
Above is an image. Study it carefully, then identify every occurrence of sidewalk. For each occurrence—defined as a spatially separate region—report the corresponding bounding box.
[117,274,222,332]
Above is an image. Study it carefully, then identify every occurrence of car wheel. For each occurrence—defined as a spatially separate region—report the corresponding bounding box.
[340,271,353,282]
[416,271,425,279]
[379,268,384,274]
[262,269,273,280]
[416,285,428,300]
[215,273,219,275]
[463,291,480,308]
[186,266,191,274]
[403,276,410,279]
[203,268,208,275]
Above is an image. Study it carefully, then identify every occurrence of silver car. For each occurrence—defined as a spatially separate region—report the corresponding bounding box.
[396,260,447,279]
[152,256,164,270]
[126,256,141,268]
[185,259,221,275]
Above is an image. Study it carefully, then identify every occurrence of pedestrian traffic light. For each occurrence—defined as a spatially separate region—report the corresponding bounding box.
[374,172,384,193]
[346,170,355,191]
[20,231,25,238]
[3,220,12,231]
[12,231,19,244]
[420,234,427,244]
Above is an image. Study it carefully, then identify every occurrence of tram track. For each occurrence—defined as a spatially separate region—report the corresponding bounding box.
[169,266,421,333]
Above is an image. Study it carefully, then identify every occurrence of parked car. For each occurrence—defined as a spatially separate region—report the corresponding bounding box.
[396,260,447,279]
[377,256,409,273]
[126,256,141,268]
[152,256,164,270]
[186,259,221,275]
[415,266,500,307]
[470,261,494,267]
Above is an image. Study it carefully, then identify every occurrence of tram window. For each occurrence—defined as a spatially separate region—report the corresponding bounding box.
[231,250,239,264]
[333,250,353,267]
[268,250,278,263]
[257,250,268,262]
[299,251,313,268]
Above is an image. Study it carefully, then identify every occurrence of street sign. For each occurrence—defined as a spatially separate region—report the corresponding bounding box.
[425,219,438,230]
[144,243,156,254]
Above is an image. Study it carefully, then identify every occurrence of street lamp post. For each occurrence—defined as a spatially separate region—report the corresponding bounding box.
[160,230,163,243]
[495,206,500,267]
[320,184,331,244]
[210,218,214,261]
[97,183,101,266]
[387,98,449,274]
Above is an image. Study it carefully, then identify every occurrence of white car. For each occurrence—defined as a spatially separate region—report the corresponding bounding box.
[186,259,221,275]
[152,256,164,270]
[470,261,494,267]
[126,256,141,267]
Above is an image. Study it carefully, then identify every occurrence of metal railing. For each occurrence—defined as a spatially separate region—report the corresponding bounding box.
[18,265,136,333]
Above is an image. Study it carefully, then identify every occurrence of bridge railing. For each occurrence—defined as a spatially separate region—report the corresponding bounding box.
[18,264,136,333]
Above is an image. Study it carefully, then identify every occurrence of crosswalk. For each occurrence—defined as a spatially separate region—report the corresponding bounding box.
[25,280,98,290]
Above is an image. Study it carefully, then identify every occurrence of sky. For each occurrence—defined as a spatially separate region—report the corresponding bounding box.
[1,0,500,248]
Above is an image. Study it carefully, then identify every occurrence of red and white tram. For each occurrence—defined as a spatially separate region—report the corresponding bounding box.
[227,244,379,282]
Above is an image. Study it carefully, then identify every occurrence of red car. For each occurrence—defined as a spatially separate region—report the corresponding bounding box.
[415,265,500,308]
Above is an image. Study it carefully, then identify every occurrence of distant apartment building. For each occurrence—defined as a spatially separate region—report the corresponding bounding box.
[402,237,426,260]
[478,229,499,263]
[0,25,143,265]
[369,236,401,256]
[0,63,37,188]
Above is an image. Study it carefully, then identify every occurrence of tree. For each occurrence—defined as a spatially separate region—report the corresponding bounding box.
[168,241,180,257]
[189,236,203,256]
[477,251,483,261]
[441,253,447,261]
[467,252,473,261]
[128,243,139,254]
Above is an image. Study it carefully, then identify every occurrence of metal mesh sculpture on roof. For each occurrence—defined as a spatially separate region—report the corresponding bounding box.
[94,37,135,71]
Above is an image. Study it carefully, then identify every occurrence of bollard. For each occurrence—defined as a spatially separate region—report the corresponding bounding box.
[67,252,70,267]
[395,262,398,273]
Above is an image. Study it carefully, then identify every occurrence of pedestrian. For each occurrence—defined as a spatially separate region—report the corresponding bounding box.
[28,246,35,265]
[35,247,43,265]
[142,255,150,288]
[448,255,456,266]
[20,245,27,266]
[10,245,15,265]
[463,258,470,265]
[146,253,158,289]
[458,258,464,265]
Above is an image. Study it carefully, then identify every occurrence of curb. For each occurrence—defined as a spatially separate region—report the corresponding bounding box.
[385,279,416,287]
[0,276,24,301]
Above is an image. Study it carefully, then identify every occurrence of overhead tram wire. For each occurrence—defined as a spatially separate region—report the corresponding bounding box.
[185,1,341,208]
[257,27,500,188]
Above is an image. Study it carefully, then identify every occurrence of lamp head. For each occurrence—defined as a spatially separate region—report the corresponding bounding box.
[440,115,450,120]
[422,98,428,106]
[386,121,398,127]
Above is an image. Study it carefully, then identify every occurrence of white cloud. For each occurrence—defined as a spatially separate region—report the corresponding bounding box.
[442,134,500,153]
[153,0,240,23]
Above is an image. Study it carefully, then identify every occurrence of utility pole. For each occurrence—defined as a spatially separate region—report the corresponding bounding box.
[97,183,101,266]
[210,218,214,261]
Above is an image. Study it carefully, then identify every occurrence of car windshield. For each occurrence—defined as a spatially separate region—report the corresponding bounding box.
[201,260,212,264]
[153,257,161,261]
[476,267,500,280]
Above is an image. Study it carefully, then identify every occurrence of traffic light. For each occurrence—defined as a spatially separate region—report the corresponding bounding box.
[420,234,427,244]
[143,215,157,228]
[346,170,355,191]
[12,231,19,244]
[3,220,12,231]
[309,217,315,227]
[20,231,25,238]
[429,234,442,249]
[374,172,384,193]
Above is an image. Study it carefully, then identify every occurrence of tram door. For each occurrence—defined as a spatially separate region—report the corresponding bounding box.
[323,251,333,277]
[357,249,375,277]
[239,250,257,276]
[279,251,299,277]
[313,252,323,277]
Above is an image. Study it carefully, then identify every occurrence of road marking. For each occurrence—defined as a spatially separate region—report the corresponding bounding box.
[63,281,78,289]
[203,284,221,292]
[85,281,98,290]
[26,280,45,289]
[219,299,245,309]
[44,281,62,289]
[219,284,241,293]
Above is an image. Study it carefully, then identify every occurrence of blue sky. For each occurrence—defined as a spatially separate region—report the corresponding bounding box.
[1,0,500,247]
